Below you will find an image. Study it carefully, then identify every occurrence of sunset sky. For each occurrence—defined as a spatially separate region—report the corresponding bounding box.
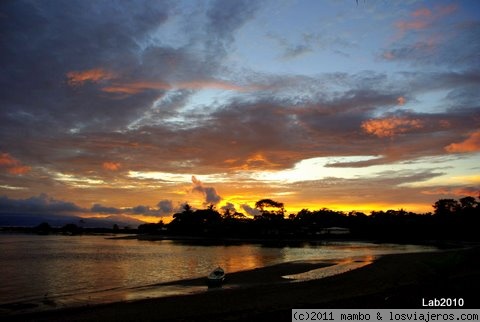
[0,0,479,224]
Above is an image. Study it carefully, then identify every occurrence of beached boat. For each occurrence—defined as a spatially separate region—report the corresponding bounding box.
[207,267,225,287]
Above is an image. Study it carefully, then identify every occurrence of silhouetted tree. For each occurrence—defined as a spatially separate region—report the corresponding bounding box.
[182,203,193,213]
[168,203,223,235]
[162,196,480,241]
[459,196,477,210]
[255,199,284,211]
[255,198,285,220]
[222,208,247,221]
[138,221,165,234]
[433,199,460,217]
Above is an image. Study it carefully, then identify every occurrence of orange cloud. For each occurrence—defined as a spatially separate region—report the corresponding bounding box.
[67,68,114,86]
[0,153,17,167]
[361,116,423,138]
[445,130,480,153]
[412,8,432,17]
[395,20,428,32]
[7,166,31,175]
[393,5,458,37]
[101,81,170,94]
[439,120,451,128]
[102,80,255,95]
[103,162,121,171]
[397,96,406,106]
[229,153,281,170]
[0,153,31,175]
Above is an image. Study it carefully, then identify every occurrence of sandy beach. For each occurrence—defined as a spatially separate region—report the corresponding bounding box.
[9,246,480,322]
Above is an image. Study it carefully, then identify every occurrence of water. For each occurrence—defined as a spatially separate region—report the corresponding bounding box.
[0,234,437,313]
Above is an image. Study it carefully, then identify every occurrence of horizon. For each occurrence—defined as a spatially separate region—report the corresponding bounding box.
[1,0,479,225]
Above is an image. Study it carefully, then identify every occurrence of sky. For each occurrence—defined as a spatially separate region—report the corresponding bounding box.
[0,0,479,224]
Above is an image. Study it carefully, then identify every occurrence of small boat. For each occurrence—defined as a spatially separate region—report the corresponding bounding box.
[207,267,225,287]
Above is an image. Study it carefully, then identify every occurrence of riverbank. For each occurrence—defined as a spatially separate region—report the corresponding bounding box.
[10,246,480,321]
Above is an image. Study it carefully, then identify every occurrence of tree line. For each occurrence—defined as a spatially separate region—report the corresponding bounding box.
[138,196,480,242]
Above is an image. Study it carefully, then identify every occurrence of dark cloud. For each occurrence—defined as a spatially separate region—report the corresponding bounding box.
[91,204,122,214]
[266,32,314,60]
[283,44,312,59]
[0,0,258,138]
[0,0,265,174]
[220,202,236,213]
[91,199,176,217]
[0,0,173,135]
[381,18,480,69]
[240,204,261,217]
[205,0,258,55]
[157,200,174,214]
[191,176,222,205]
[0,194,85,214]
[7,68,475,178]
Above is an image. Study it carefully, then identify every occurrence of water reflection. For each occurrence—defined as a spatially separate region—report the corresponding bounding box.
[0,234,437,314]
[283,255,376,281]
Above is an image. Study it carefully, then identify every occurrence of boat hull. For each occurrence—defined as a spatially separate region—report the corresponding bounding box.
[207,267,225,287]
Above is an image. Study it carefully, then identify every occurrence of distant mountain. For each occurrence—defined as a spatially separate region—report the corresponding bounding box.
[0,213,146,228]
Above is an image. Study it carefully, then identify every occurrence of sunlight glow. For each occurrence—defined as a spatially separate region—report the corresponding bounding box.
[128,171,231,183]
[254,156,381,182]
[53,172,105,187]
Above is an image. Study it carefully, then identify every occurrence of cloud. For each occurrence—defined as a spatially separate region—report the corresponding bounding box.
[91,199,176,217]
[0,0,173,135]
[0,153,31,175]
[240,204,261,217]
[5,68,473,179]
[395,4,457,33]
[445,130,480,153]
[0,0,262,141]
[157,200,174,215]
[205,0,259,55]
[283,44,313,59]
[220,202,237,214]
[411,8,432,18]
[191,176,222,205]
[266,32,315,60]
[288,170,451,211]
[421,187,479,197]
[382,4,477,68]
[67,68,114,86]
[91,204,122,214]
[2,66,475,184]
[361,116,424,138]
[103,162,121,171]
[100,79,254,95]
[0,194,85,214]
[395,20,428,33]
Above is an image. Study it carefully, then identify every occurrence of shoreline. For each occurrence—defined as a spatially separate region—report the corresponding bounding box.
[8,246,480,321]
[0,260,339,317]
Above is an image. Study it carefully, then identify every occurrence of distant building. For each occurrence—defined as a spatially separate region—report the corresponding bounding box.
[319,227,350,235]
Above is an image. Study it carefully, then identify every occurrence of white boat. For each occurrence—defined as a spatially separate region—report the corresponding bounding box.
[207,267,225,287]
